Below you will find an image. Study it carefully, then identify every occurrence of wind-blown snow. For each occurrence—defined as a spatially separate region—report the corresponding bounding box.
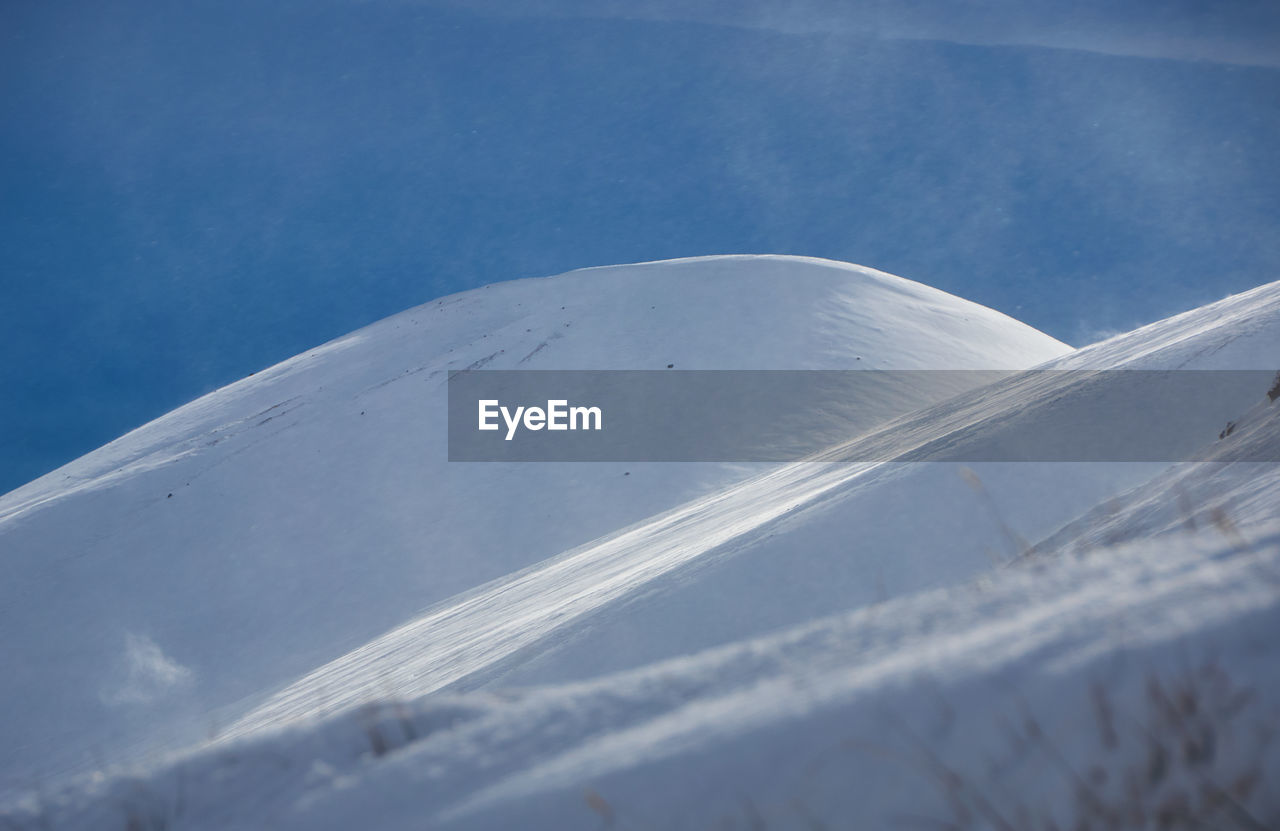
[3,256,1278,830]
[13,516,1280,829]
[0,255,1068,791]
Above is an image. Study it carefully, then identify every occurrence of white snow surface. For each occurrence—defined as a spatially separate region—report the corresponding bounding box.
[2,255,1278,829]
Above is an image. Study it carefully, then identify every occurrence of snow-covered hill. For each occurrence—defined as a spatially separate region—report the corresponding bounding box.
[3,256,1278,830]
[0,256,1068,791]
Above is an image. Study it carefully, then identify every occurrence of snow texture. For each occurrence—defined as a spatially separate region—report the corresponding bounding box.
[2,256,1277,830]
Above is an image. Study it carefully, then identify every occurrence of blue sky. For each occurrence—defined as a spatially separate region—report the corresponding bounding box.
[2,0,1278,494]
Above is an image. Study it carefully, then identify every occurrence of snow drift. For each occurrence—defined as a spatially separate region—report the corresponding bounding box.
[0,255,1068,790]
[2,256,1278,830]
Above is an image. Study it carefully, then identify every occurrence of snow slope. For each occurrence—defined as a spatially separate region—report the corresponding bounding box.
[0,255,1068,792]
[341,278,1280,697]
[3,257,1277,830]
[12,489,1280,829]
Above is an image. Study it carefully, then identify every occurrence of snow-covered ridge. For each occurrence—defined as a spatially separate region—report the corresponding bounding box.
[0,255,1065,521]
[220,274,1280,735]
[0,255,1069,791]
[3,257,1278,830]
